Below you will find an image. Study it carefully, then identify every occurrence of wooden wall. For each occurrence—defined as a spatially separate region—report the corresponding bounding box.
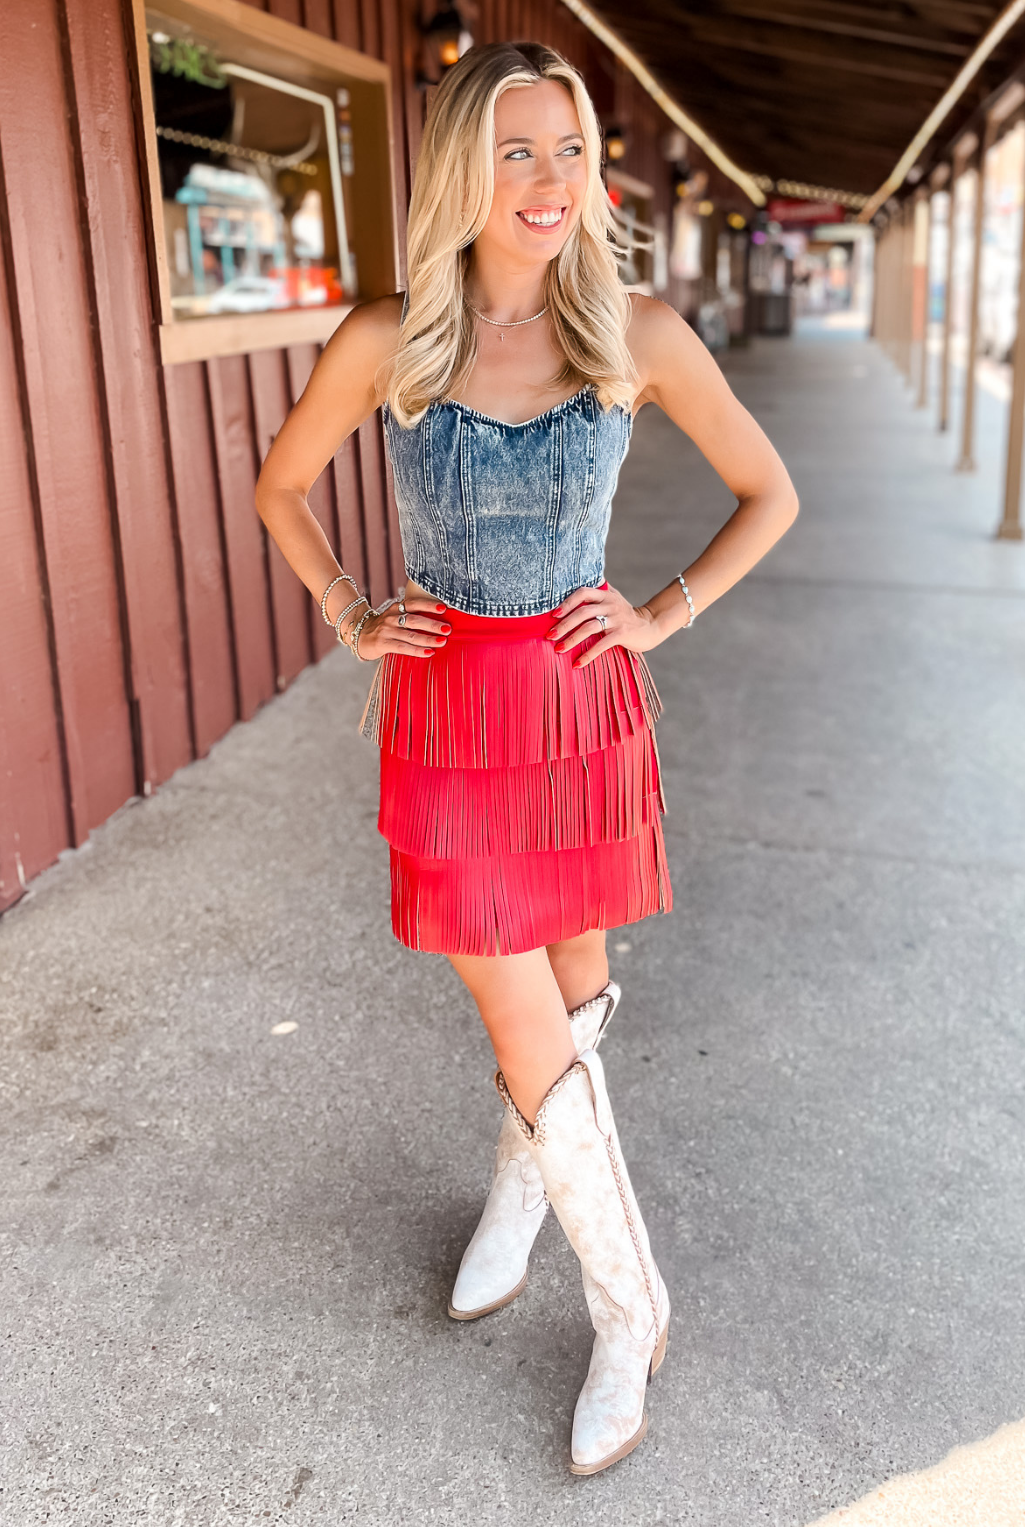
[0,0,719,911]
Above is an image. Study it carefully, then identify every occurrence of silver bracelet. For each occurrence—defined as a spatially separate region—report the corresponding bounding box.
[347,606,375,661]
[676,572,697,627]
[333,595,369,643]
[320,572,359,627]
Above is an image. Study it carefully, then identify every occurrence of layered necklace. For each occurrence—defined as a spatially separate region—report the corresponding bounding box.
[467,301,548,343]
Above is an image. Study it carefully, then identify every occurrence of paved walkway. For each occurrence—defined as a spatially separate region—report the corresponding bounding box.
[3,319,1024,1527]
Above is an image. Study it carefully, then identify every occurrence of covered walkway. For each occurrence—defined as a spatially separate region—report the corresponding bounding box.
[3,326,1024,1525]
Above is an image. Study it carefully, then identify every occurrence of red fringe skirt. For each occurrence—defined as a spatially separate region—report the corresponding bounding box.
[358,596,673,957]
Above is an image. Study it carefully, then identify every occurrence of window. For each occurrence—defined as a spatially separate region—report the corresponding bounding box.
[132,0,398,363]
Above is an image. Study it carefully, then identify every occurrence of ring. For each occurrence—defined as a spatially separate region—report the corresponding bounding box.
[596,614,607,631]
[397,599,407,628]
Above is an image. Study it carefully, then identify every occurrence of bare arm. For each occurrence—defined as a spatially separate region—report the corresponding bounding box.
[553,294,799,665]
[254,293,450,658]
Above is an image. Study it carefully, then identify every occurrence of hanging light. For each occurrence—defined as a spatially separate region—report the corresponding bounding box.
[416,1,473,88]
[603,124,627,161]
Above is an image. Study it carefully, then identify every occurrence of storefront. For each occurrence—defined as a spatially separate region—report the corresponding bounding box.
[0,0,755,910]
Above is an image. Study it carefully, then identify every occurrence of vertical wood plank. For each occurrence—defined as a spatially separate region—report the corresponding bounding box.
[63,0,193,789]
[332,0,362,50]
[0,0,136,842]
[380,411,408,592]
[267,0,303,26]
[400,0,425,179]
[332,434,369,596]
[0,165,69,907]
[163,364,239,756]
[377,0,410,284]
[357,415,393,606]
[206,355,277,720]
[249,350,314,683]
[302,0,333,38]
[359,0,381,59]
[286,344,338,659]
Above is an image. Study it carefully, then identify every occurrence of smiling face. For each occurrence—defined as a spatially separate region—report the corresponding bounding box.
[475,78,587,267]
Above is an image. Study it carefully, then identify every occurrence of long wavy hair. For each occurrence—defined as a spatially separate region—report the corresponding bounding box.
[381,40,638,428]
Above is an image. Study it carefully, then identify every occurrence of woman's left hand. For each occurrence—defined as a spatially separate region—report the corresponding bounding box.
[546,584,661,668]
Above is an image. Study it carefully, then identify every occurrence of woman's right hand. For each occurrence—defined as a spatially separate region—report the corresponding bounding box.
[344,594,451,660]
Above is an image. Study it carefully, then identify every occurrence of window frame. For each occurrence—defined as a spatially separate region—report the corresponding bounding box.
[129,0,399,364]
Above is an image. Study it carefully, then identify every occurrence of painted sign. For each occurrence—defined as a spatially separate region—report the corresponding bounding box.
[767,198,846,226]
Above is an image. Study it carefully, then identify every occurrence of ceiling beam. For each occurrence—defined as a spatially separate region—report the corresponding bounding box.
[716,3,971,56]
[677,18,954,86]
[859,0,1025,218]
[559,0,767,202]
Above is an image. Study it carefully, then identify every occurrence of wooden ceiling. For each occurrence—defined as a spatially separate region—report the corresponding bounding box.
[590,1,1025,195]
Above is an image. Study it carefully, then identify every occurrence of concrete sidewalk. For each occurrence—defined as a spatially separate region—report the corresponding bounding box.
[2,320,1024,1527]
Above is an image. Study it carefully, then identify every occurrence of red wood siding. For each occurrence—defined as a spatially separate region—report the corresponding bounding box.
[0,0,729,910]
[0,0,137,857]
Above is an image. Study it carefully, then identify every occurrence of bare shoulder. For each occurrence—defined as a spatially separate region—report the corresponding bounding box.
[316,291,405,407]
[626,291,701,366]
[626,291,722,411]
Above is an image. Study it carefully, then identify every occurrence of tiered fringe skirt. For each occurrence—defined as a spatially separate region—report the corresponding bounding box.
[359,598,673,956]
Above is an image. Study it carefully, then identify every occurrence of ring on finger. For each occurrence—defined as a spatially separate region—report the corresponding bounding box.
[596,613,608,632]
[397,597,407,628]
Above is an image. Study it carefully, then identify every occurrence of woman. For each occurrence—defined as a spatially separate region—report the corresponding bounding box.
[256,40,798,1476]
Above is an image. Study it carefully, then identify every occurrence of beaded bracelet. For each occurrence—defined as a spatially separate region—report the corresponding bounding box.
[347,606,375,661]
[677,572,697,628]
[333,595,369,644]
[320,572,359,627]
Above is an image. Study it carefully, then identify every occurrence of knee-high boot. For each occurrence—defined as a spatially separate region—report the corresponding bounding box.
[448,981,621,1320]
[496,1048,670,1476]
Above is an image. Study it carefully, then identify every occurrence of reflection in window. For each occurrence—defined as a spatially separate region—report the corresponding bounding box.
[148,13,356,320]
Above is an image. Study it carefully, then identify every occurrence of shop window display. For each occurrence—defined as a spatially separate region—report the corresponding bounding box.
[147,12,355,319]
[132,0,396,362]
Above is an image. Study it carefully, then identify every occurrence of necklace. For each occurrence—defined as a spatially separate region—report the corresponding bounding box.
[467,301,548,343]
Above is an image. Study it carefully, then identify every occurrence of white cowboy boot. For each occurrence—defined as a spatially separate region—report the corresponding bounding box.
[496,1048,670,1476]
[448,981,621,1320]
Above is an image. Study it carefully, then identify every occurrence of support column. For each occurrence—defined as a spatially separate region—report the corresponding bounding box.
[957,124,995,471]
[998,132,1025,540]
[898,199,915,381]
[938,159,962,433]
[878,218,897,359]
[914,192,933,407]
[872,222,888,349]
[870,224,883,341]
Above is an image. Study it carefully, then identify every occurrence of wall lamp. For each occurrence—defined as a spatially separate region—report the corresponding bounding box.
[603,123,627,161]
[416,1,474,89]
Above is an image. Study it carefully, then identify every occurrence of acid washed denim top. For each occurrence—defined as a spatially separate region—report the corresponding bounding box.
[380,290,633,617]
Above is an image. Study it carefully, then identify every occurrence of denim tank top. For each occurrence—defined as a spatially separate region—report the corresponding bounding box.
[380,290,633,617]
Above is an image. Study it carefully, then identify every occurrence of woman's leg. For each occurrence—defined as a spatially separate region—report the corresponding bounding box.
[447,941,623,1320]
[546,929,610,1014]
[448,948,577,1125]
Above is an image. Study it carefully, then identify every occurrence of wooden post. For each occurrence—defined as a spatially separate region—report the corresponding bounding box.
[999,133,1025,539]
[957,124,995,470]
[870,224,883,341]
[938,161,962,433]
[914,192,933,407]
[899,199,915,381]
[878,220,896,358]
[885,219,892,358]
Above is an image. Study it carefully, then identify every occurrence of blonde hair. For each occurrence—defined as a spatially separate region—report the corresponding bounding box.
[382,41,638,428]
